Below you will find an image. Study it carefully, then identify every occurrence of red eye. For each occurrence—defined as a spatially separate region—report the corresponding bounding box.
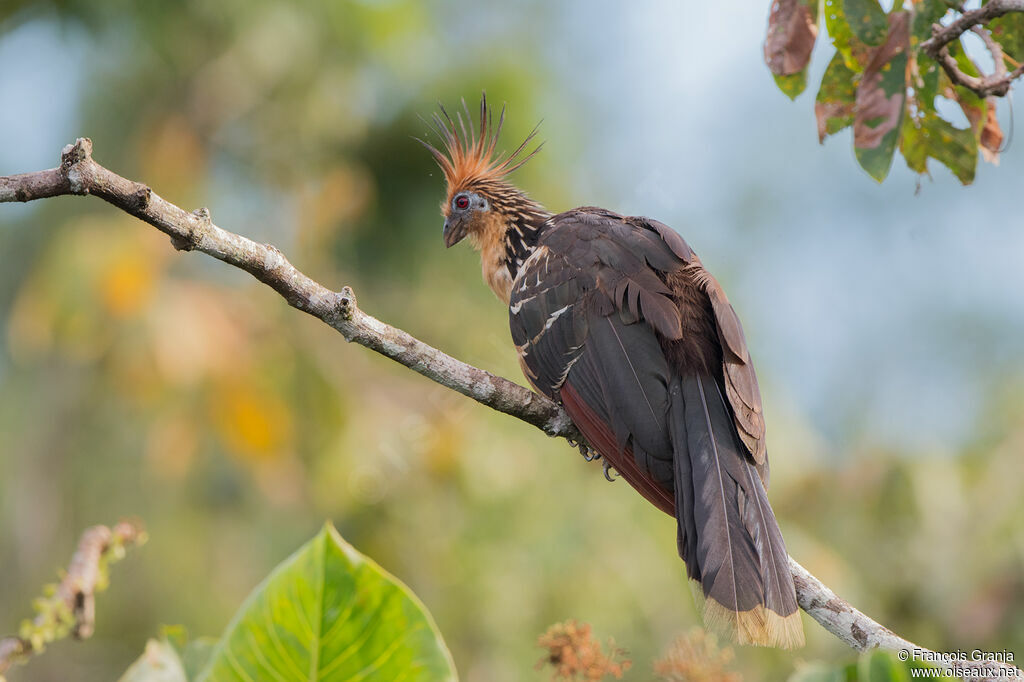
[454,195,470,210]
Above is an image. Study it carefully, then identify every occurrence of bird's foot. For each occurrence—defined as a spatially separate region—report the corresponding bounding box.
[567,437,600,462]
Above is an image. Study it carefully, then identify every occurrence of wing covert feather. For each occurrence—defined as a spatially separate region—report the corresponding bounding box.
[702,274,767,465]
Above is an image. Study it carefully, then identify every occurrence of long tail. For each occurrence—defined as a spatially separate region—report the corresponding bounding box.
[668,374,804,649]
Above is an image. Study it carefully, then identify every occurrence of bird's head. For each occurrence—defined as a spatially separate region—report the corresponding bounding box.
[420,94,543,249]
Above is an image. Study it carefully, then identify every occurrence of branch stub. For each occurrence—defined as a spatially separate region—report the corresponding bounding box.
[60,138,94,196]
[337,286,356,322]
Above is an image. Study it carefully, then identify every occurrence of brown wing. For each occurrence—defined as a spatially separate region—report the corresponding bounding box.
[508,208,801,648]
[508,209,685,514]
[700,267,768,470]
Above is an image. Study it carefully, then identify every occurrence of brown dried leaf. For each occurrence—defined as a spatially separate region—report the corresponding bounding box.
[980,98,1004,164]
[951,91,1002,165]
[815,53,858,143]
[955,91,985,132]
[816,101,855,142]
[764,0,819,76]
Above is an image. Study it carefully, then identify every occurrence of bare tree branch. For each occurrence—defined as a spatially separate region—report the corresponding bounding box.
[921,0,1024,57]
[933,42,1024,98]
[0,520,146,676]
[2,141,1021,681]
[789,559,1024,680]
[1,139,576,443]
[920,0,1024,98]
[973,25,1010,80]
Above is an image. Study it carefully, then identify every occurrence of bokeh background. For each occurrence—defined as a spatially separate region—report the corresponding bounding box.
[2,1,1024,680]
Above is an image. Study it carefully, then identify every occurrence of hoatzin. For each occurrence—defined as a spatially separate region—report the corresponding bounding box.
[422,96,804,649]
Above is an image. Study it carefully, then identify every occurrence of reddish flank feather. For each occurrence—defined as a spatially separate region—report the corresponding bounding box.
[561,382,676,516]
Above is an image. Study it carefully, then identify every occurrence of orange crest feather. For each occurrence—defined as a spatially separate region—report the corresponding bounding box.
[419,93,542,204]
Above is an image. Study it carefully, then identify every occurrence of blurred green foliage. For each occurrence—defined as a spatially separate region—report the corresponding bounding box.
[1,1,1023,681]
[789,650,941,682]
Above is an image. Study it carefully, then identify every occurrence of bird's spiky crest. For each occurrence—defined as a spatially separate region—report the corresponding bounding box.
[419,93,542,200]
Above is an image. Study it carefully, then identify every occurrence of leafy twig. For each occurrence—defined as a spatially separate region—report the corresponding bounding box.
[0,520,146,677]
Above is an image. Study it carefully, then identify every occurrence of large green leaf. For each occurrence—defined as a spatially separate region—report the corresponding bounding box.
[196,523,457,682]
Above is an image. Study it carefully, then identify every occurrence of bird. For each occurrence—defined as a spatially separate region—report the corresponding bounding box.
[420,95,804,649]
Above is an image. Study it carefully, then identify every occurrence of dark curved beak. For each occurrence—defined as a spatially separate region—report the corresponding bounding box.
[443,217,467,248]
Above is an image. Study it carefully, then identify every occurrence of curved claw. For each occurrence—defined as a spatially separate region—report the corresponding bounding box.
[602,459,618,482]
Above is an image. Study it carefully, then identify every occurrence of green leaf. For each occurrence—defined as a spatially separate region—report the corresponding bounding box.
[909,0,946,113]
[196,523,457,682]
[901,108,978,184]
[816,53,858,140]
[906,659,947,677]
[181,638,218,680]
[911,0,948,47]
[825,0,870,71]
[156,625,217,680]
[858,651,910,682]
[989,12,1024,61]
[914,55,942,111]
[118,639,188,682]
[854,12,910,181]
[949,38,983,80]
[843,0,889,46]
[900,115,929,175]
[790,653,945,682]
[788,662,850,682]
[776,70,809,99]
